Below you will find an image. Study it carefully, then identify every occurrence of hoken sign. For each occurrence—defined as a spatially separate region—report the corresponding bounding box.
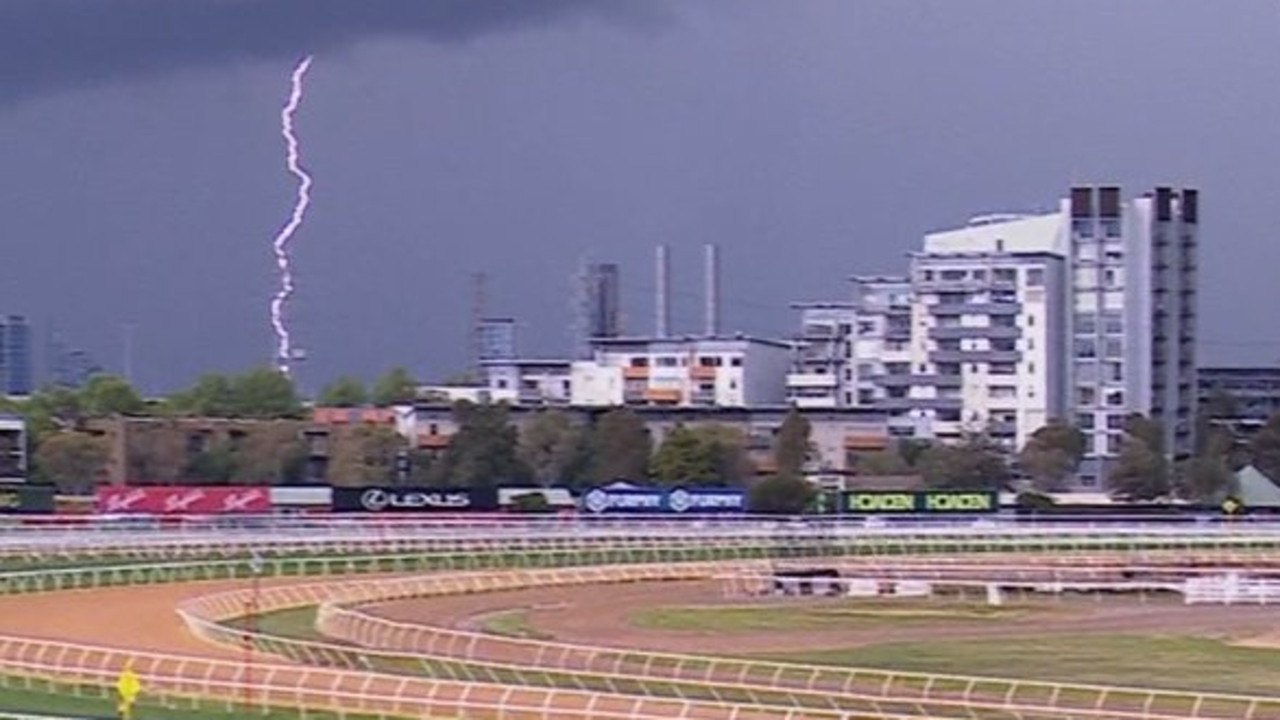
[331,487,495,513]
[841,490,999,515]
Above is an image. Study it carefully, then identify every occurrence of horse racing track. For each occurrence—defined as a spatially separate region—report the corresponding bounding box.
[0,517,1279,719]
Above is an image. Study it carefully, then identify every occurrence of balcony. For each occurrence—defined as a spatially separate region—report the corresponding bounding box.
[689,365,717,381]
[623,366,649,380]
[643,388,682,404]
[844,434,889,451]
[418,433,451,449]
[929,350,1022,364]
[875,373,962,388]
[876,397,962,412]
[929,325,1020,341]
[786,372,839,389]
[929,302,1022,317]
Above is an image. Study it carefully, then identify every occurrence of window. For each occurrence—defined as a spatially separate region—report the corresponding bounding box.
[1075,313,1097,334]
[988,386,1017,399]
[656,356,679,367]
[1104,268,1119,288]
[1076,413,1095,430]
[1105,362,1123,383]
[937,363,961,376]
[1026,268,1045,287]
[1105,389,1125,407]
[938,409,962,422]
[730,357,743,367]
[993,268,1017,282]
[1027,314,1035,327]
[1028,362,1035,373]
[629,357,648,368]
[1104,338,1123,358]
[992,290,1018,303]
[1106,414,1126,430]
[990,363,1017,375]
[1102,219,1121,238]
[940,269,967,281]
[1107,433,1124,454]
[921,270,935,281]
[992,315,1016,328]
[857,321,876,336]
[1072,219,1095,238]
[937,339,961,351]
[1078,387,1097,405]
[991,339,1016,352]
[1027,337,1035,350]
[972,269,987,281]
[1074,338,1097,359]
[885,362,910,375]
[1103,311,1124,335]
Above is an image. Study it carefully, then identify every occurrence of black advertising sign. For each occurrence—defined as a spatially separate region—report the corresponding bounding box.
[0,484,55,514]
[331,487,497,513]
[842,490,998,514]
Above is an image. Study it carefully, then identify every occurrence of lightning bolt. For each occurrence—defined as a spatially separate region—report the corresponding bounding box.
[269,55,314,376]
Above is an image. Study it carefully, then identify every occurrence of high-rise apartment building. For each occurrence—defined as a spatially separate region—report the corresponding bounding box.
[785,302,856,408]
[587,263,621,340]
[0,316,32,397]
[791,185,1199,489]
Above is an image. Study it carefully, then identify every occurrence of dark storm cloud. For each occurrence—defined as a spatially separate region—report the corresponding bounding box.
[0,0,663,104]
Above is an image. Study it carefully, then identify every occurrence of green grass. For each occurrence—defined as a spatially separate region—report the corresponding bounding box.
[226,606,324,641]
[480,609,555,640]
[630,600,1037,633]
[769,633,1280,696]
[0,676,402,719]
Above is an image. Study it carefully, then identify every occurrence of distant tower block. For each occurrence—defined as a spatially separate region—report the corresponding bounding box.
[588,262,621,340]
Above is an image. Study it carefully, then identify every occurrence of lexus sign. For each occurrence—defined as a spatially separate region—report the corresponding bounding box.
[332,487,495,513]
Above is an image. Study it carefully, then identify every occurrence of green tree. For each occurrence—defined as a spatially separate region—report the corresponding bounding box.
[79,374,145,417]
[747,474,816,514]
[183,441,238,484]
[917,434,1010,490]
[33,432,108,494]
[328,425,406,487]
[371,367,418,407]
[651,424,751,487]
[651,425,713,486]
[1196,385,1241,457]
[517,409,588,486]
[773,408,812,477]
[231,367,302,418]
[317,376,368,408]
[1174,454,1235,503]
[435,401,525,488]
[168,373,236,417]
[851,449,913,476]
[1109,414,1171,500]
[1018,419,1087,492]
[1250,413,1280,481]
[587,408,651,483]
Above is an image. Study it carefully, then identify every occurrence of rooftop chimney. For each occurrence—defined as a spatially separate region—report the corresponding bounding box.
[654,244,670,338]
[704,243,720,337]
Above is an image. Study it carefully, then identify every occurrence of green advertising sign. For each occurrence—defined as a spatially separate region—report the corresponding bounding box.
[842,490,999,514]
[0,484,55,514]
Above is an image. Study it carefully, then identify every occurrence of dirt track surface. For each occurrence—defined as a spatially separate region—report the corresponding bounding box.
[363,579,1280,655]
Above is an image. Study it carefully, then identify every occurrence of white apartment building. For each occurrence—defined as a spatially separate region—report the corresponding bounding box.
[904,228,1068,452]
[417,359,572,406]
[786,303,856,408]
[571,336,793,408]
[797,185,1199,490]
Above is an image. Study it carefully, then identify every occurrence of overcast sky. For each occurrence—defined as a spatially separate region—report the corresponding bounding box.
[2,0,1279,394]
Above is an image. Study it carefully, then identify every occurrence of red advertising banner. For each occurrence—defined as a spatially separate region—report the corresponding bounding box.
[95,486,272,515]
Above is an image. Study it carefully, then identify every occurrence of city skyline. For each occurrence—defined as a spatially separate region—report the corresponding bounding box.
[2,2,1279,392]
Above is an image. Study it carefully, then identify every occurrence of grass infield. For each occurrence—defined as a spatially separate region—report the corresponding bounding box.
[629,599,1042,633]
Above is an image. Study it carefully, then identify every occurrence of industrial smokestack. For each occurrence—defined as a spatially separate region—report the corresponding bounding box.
[704,243,720,337]
[655,244,670,338]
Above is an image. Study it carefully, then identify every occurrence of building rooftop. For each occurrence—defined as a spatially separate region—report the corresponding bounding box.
[589,335,793,350]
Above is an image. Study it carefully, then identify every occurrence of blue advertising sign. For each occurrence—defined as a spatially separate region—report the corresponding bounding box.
[580,486,745,514]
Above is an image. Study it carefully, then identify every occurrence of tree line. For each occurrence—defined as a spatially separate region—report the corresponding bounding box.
[1,366,1270,507]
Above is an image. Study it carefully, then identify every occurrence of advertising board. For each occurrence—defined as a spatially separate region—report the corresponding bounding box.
[841,490,999,514]
[0,484,55,514]
[94,486,272,515]
[580,486,745,514]
[331,486,498,513]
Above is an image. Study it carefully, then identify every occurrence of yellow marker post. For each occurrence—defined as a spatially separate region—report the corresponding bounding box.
[116,660,141,720]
